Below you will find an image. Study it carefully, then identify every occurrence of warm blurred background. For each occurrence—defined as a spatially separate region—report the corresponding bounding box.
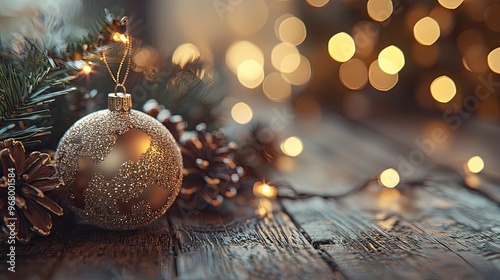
[1,0,499,175]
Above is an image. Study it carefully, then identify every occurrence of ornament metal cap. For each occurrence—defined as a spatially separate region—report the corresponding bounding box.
[108,84,132,112]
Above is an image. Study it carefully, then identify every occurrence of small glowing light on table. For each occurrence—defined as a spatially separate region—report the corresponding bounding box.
[82,64,92,75]
[281,136,304,157]
[467,156,484,174]
[378,168,400,188]
[253,182,278,198]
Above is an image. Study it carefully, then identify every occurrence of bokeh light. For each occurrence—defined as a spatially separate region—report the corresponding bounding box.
[231,102,253,124]
[413,17,440,46]
[226,41,264,74]
[271,42,301,73]
[406,5,429,31]
[378,45,405,74]
[306,0,330,8]
[263,72,292,102]
[282,55,312,86]
[484,4,500,32]
[368,60,398,91]
[463,45,489,73]
[328,32,356,62]
[429,6,454,36]
[438,0,463,10]
[278,16,307,46]
[133,47,159,72]
[339,59,368,90]
[281,136,304,157]
[430,76,456,103]
[487,47,500,74]
[457,29,484,53]
[367,0,393,22]
[378,168,400,188]
[226,0,268,35]
[237,60,265,89]
[172,43,201,68]
[467,156,485,174]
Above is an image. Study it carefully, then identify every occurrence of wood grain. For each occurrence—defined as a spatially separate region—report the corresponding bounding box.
[282,180,500,280]
[169,197,336,280]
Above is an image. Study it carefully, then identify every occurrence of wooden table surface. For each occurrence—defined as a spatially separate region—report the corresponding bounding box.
[1,113,499,280]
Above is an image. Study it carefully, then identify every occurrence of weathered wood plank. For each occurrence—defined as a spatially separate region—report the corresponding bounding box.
[169,197,336,280]
[282,182,500,280]
[50,215,175,280]
[0,215,73,280]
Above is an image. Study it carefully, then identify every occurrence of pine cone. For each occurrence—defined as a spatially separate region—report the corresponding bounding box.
[178,123,244,209]
[239,122,282,172]
[143,99,186,142]
[0,139,63,243]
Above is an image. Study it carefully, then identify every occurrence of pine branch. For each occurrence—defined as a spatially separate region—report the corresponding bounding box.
[0,43,76,146]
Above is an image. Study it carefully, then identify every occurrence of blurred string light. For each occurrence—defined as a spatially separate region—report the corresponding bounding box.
[226,41,264,74]
[226,0,268,35]
[253,181,278,198]
[369,60,398,91]
[339,59,368,90]
[378,168,400,188]
[281,55,311,86]
[466,156,485,174]
[328,32,356,62]
[488,47,500,74]
[429,6,454,36]
[231,102,253,124]
[263,72,292,102]
[112,32,128,43]
[278,16,307,46]
[82,63,92,75]
[306,0,330,8]
[172,43,201,68]
[438,0,464,10]
[378,45,405,75]
[237,60,265,89]
[271,42,301,73]
[413,17,440,46]
[463,45,489,73]
[281,136,304,157]
[133,47,159,72]
[367,0,394,22]
[430,76,456,103]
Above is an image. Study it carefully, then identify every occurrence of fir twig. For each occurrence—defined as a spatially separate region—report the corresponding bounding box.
[0,43,76,146]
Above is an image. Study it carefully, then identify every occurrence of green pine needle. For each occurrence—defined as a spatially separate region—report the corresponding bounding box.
[0,43,76,146]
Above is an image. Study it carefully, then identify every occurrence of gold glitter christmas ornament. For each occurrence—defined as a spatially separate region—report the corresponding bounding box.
[55,90,183,230]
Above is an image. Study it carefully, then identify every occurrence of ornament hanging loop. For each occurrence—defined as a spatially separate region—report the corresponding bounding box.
[114,83,127,96]
[108,84,132,112]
